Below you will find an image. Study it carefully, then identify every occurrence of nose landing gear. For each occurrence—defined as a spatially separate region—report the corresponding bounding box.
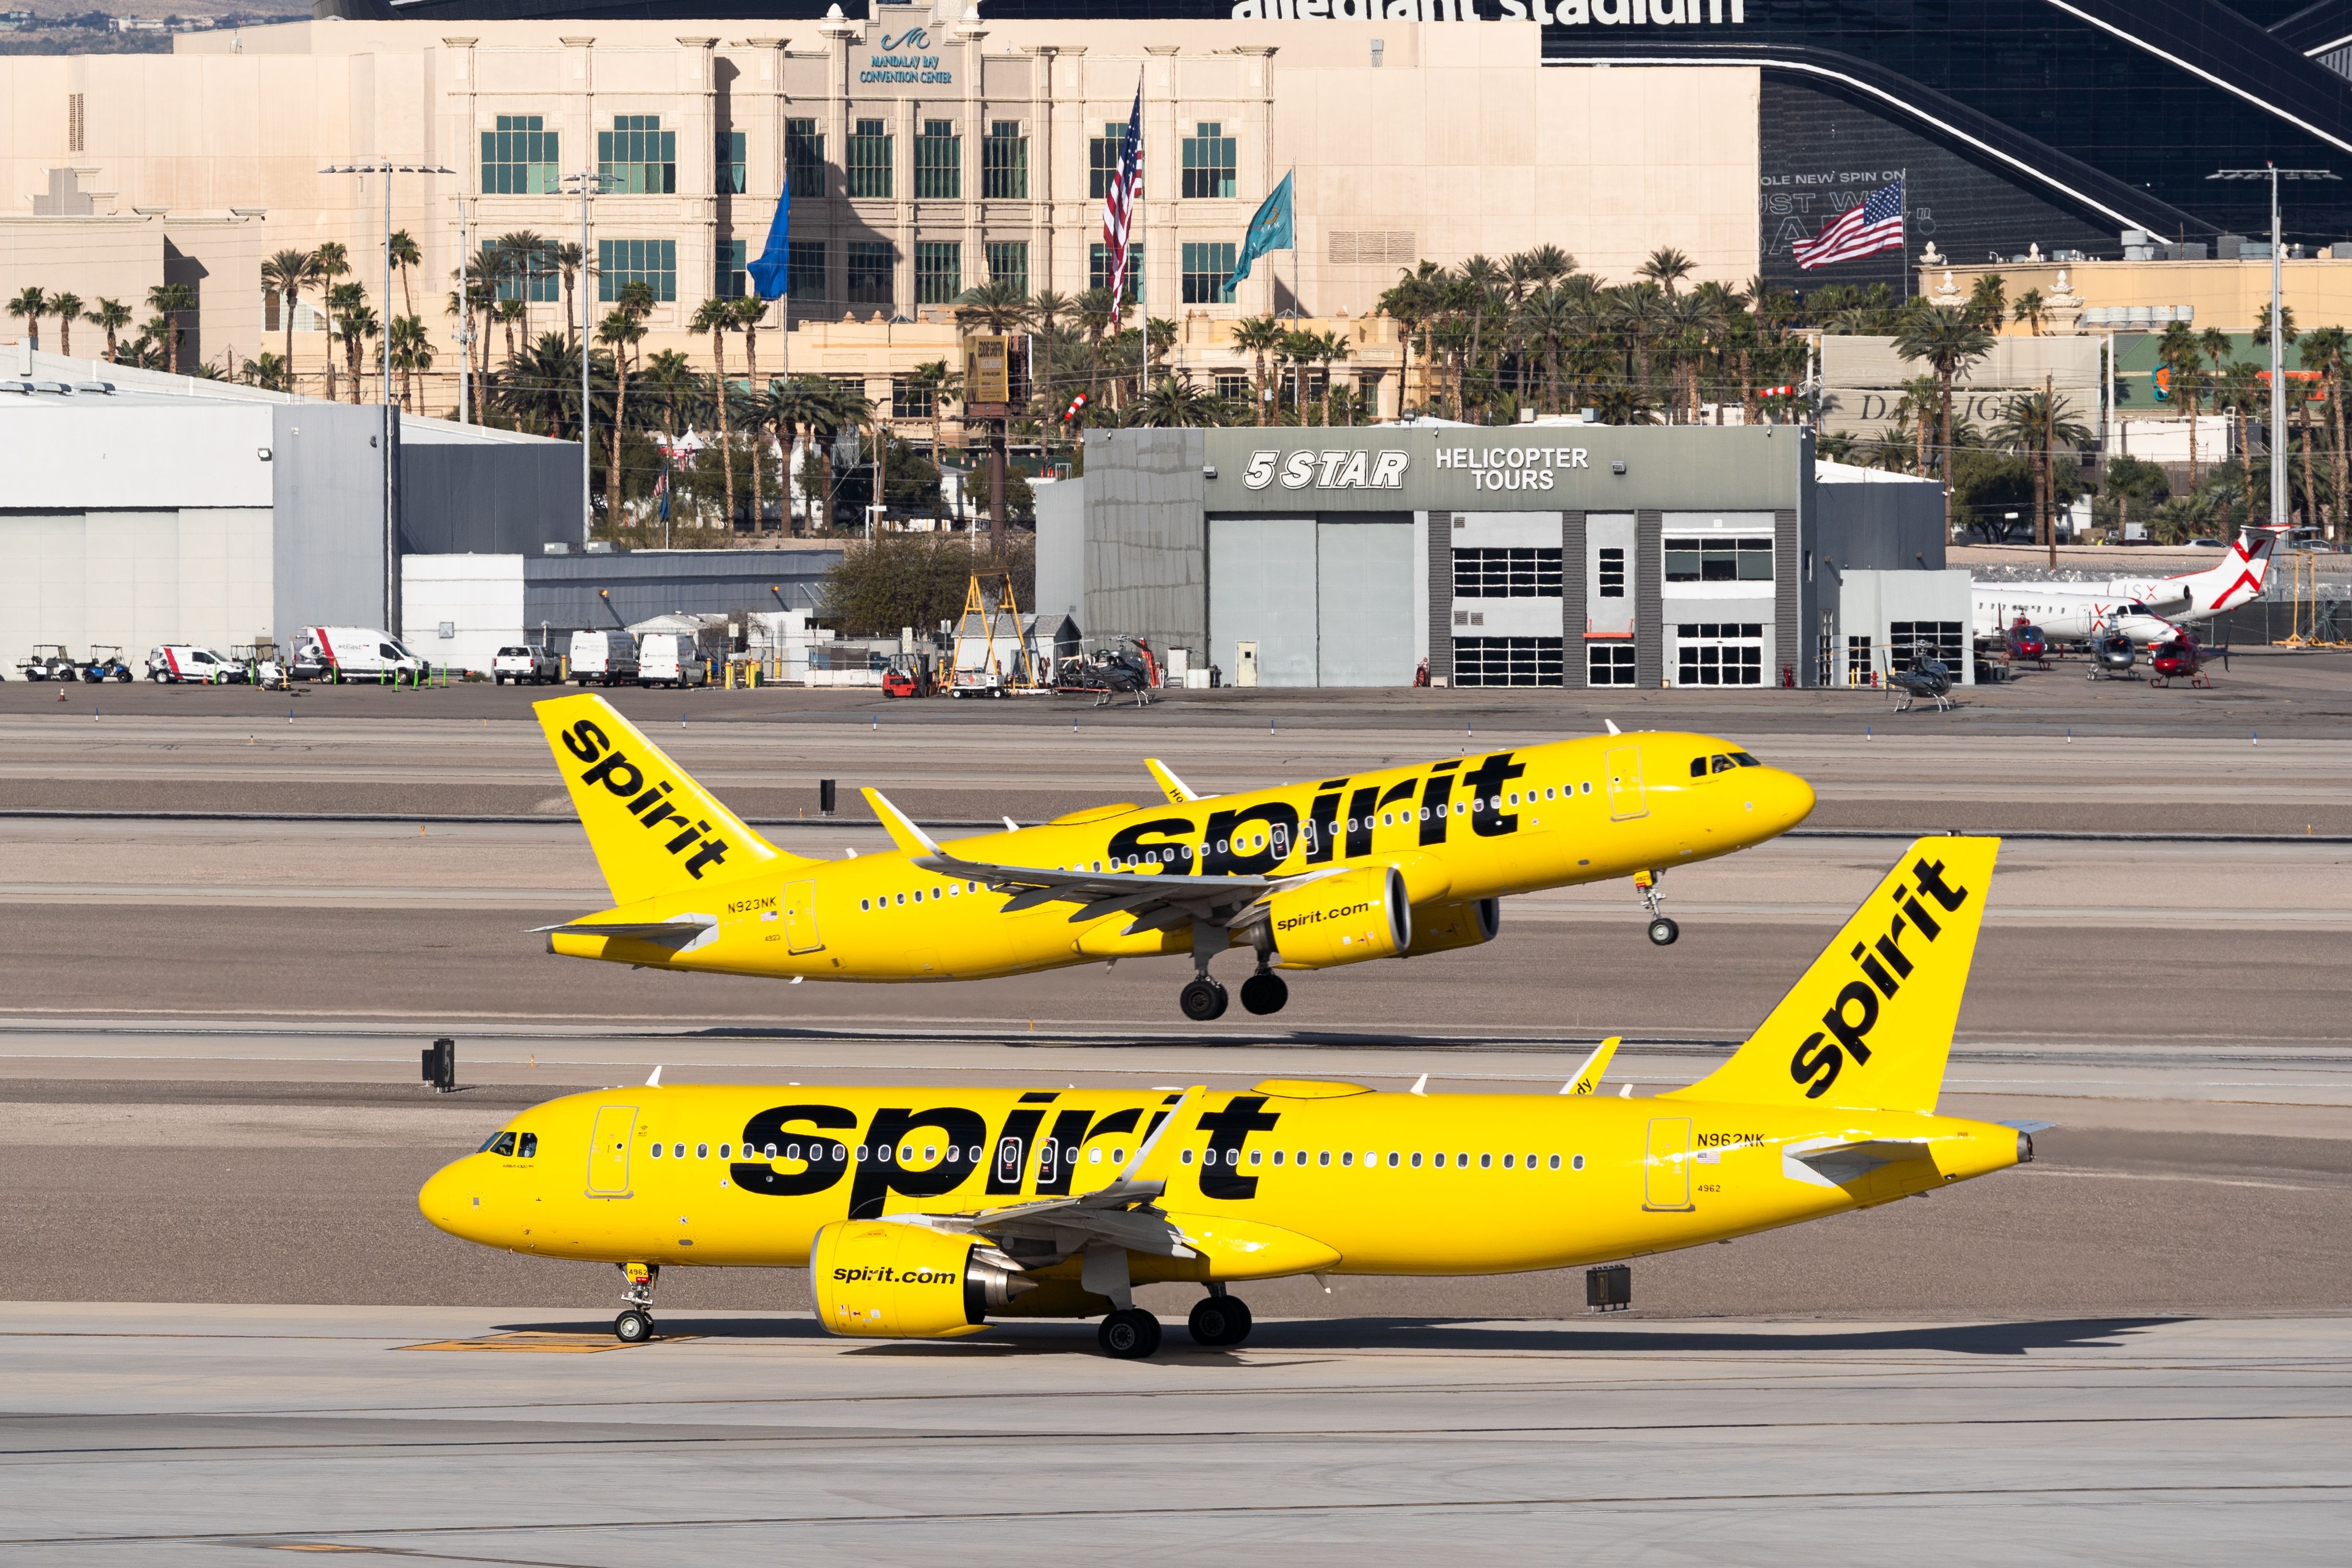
[1636,869,1678,946]
[613,1261,659,1342]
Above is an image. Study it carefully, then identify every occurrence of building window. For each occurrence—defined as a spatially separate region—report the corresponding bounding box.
[484,239,558,304]
[914,119,961,200]
[986,240,1029,296]
[893,377,935,420]
[1675,623,1766,687]
[1597,546,1626,598]
[1455,637,1564,688]
[1588,644,1637,686]
[1182,122,1237,199]
[848,118,893,199]
[1215,372,1251,402]
[597,239,676,303]
[915,240,962,304]
[481,114,559,195]
[1846,635,1875,686]
[69,93,84,154]
[982,120,1028,199]
[716,239,747,299]
[1664,537,1774,583]
[787,118,825,199]
[788,239,827,300]
[598,114,677,194]
[718,130,746,195]
[1455,547,1563,598]
[1181,242,1238,304]
[1889,620,1965,670]
[1089,242,1144,304]
[1089,121,1126,200]
[847,241,895,307]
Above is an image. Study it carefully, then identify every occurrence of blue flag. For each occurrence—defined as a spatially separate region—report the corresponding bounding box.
[1227,169,1293,292]
[747,183,790,301]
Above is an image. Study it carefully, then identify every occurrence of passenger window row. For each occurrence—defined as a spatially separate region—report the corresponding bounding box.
[860,880,980,913]
[1181,1146,1584,1172]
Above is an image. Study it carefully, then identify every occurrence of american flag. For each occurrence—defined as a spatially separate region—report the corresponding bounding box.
[1101,81,1144,306]
[1792,178,1906,270]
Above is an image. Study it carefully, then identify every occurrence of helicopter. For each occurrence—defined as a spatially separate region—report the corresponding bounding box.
[2087,625,2140,679]
[1889,654,1955,714]
[2148,630,2214,689]
[2003,618,2051,669]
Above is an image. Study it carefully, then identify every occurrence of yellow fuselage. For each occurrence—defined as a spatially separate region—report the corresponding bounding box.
[550,730,1814,982]
[421,1082,2020,1282]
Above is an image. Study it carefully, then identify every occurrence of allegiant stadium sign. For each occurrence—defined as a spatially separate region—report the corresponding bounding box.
[1230,0,1748,19]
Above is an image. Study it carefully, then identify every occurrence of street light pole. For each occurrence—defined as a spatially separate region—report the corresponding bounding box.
[2209,165,2338,531]
[562,170,622,543]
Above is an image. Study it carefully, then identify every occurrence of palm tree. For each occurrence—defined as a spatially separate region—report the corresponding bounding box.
[2157,320,2208,491]
[260,249,321,392]
[45,291,83,358]
[1230,314,1287,426]
[1636,246,1696,298]
[1607,283,1671,406]
[1516,285,1576,416]
[1075,287,1119,407]
[387,229,422,323]
[954,276,1033,336]
[387,314,433,409]
[552,242,585,344]
[491,232,549,343]
[1310,328,1352,425]
[84,297,132,365]
[762,376,840,530]
[2216,360,2266,524]
[2011,289,2048,336]
[1965,273,2006,331]
[690,297,740,528]
[1378,261,1444,414]
[1993,385,2091,563]
[1030,289,1073,344]
[1890,305,1995,528]
[495,297,526,371]
[597,301,650,519]
[1137,373,1222,427]
[312,243,350,393]
[7,286,47,351]
[241,350,290,391]
[2300,324,2350,537]
[145,283,197,375]
[729,294,774,527]
[1896,373,1944,477]
[498,331,588,439]
[333,295,379,405]
[902,358,958,461]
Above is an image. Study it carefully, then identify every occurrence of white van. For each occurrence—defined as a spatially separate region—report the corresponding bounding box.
[637,631,714,688]
[146,645,243,683]
[297,626,429,682]
[567,630,639,686]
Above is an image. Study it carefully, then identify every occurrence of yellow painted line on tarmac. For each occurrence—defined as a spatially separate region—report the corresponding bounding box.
[398,1330,695,1354]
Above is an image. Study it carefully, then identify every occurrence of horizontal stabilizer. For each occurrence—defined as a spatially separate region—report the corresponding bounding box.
[1783,1137,1934,1188]
[532,916,716,951]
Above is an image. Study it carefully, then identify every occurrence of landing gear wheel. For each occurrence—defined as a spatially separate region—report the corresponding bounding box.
[1647,917,1680,947]
[1188,1294,1253,1347]
[1098,1308,1163,1359]
[1180,977,1229,1022]
[1239,971,1289,1016]
[614,1309,654,1343]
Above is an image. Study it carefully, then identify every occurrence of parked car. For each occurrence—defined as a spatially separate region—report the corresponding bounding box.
[146,645,244,683]
[567,630,639,686]
[17,644,81,682]
[636,631,714,688]
[79,646,135,682]
[492,645,559,685]
[294,626,429,682]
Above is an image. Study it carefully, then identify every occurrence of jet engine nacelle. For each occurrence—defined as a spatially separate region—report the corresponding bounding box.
[809,1220,1030,1340]
[1268,865,1409,970]
[1400,897,1499,958]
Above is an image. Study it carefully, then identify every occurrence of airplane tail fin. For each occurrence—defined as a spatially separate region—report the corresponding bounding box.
[2192,527,2280,614]
[534,693,799,905]
[1664,836,2000,1114]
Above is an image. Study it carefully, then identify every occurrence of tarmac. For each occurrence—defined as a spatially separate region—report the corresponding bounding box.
[2,679,2347,1560]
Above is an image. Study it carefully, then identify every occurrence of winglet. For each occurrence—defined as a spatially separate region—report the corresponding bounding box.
[862,787,943,856]
[1121,1085,1198,1182]
[1409,1073,1428,1097]
[645,1065,663,1088]
[1605,719,1622,735]
[1145,758,1199,804]
[1562,1036,1620,1094]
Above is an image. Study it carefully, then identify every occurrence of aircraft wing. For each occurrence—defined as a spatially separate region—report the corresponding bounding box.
[935,1180,1198,1257]
[913,852,1348,935]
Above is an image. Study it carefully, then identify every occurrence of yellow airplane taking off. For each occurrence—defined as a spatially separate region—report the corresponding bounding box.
[528,694,1815,1019]
[423,837,2041,1356]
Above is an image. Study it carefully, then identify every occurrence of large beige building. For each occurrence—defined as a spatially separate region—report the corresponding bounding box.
[0,5,1759,422]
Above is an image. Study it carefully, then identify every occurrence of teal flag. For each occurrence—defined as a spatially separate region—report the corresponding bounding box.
[1226,169,1293,291]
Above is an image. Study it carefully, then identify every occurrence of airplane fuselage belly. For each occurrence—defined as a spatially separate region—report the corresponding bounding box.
[430,1086,2019,1280]
[548,731,1799,983]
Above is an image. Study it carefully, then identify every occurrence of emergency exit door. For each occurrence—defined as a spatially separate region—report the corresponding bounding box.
[1606,745,1647,820]
[587,1106,635,1197]
[783,879,823,954]
[1644,1116,1693,1211]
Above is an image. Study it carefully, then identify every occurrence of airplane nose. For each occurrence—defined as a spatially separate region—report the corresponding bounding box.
[1774,770,1816,831]
[417,1159,477,1239]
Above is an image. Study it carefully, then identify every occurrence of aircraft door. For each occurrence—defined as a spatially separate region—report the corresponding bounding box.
[587,1105,636,1197]
[1643,1116,1693,1211]
[783,879,823,954]
[1605,745,1647,821]
[994,1136,1026,1188]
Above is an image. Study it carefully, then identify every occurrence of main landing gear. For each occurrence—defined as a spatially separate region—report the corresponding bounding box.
[1239,969,1289,1016]
[1179,976,1228,1021]
[1098,1307,1163,1358]
[1097,1290,1255,1358]
[613,1261,658,1343]
[1179,920,1289,1020]
[1188,1287,1254,1348]
[1636,868,1679,947]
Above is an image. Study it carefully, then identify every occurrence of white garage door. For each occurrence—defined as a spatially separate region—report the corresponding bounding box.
[1209,517,1318,687]
[1317,521,1414,686]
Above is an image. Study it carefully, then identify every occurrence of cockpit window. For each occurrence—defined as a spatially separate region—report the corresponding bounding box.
[477,1132,501,1153]
[1730,752,1760,767]
[1689,757,1708,778]
[482,1131,517,1157]
[517,1133,537,1159]
[1710,754,1735,774]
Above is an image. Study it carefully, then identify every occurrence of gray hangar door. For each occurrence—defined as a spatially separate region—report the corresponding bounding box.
[1316,519,1414,686]
[1209,517,1319,687]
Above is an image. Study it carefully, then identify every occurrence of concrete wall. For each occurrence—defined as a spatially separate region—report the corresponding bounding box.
[401,439,585,556]
[1032,476,1086,628]
[1081,428,1207,660]
[0,506,274,660]
[401,554,526,673]
[1815,469,1947,573]
[1,399,273,510]
[271,402,393,649]
[1832,568,1976,687]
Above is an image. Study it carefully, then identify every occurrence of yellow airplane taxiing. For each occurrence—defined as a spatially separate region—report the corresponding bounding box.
[423,836,2043,1356]
[529,694,1816,1019]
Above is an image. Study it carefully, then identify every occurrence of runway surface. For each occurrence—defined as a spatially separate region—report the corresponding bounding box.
[2,1305,2344,1564]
